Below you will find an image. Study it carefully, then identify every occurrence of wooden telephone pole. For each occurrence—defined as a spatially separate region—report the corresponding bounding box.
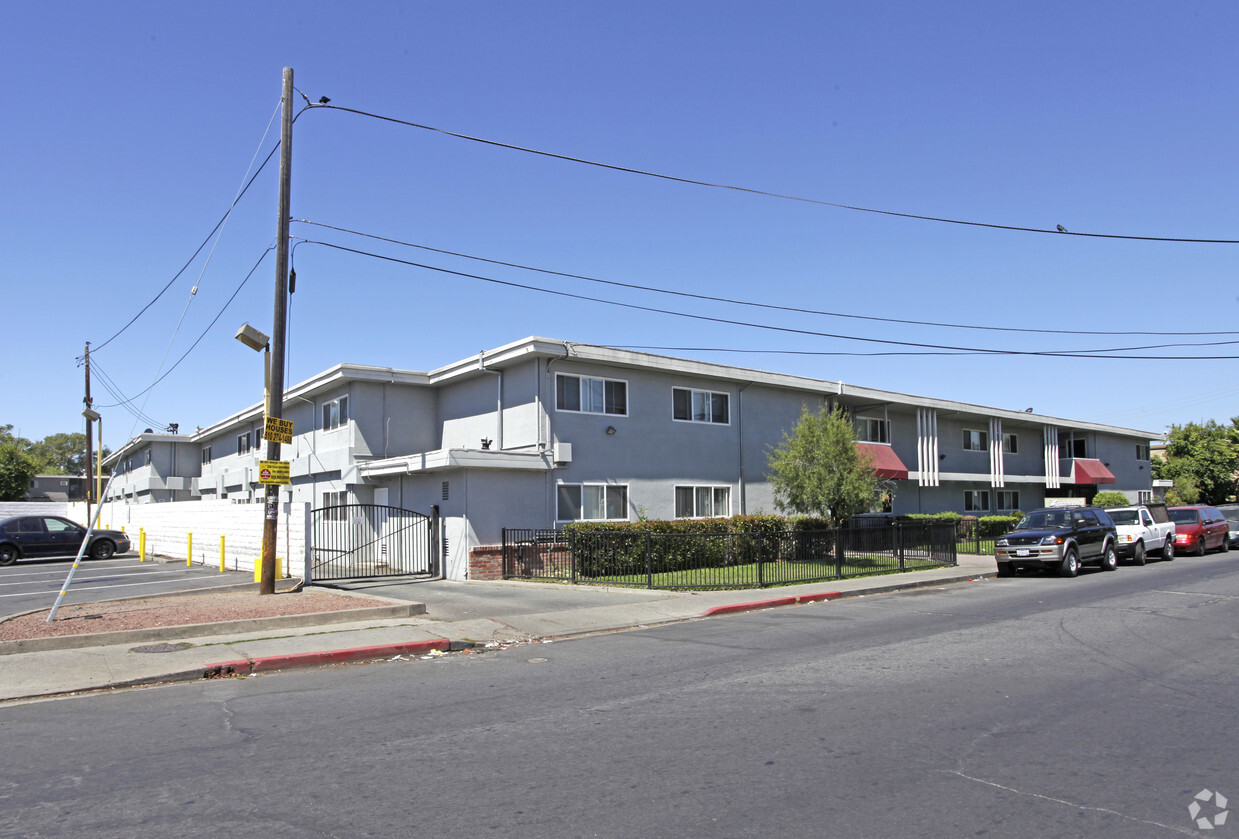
[259,66,294,595]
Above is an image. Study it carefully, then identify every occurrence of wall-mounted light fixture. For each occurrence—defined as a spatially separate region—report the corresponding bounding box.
[606,426,617,436]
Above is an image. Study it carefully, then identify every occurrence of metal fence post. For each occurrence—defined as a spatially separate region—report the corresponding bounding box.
[646,532,653,589]
[896,523,905,572]
[757,533,765,588]
[430,504,441,579]
[835,525,844,578]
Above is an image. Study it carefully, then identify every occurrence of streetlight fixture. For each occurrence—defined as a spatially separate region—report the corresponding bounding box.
[82,407,102,511]
[235,323,272,417]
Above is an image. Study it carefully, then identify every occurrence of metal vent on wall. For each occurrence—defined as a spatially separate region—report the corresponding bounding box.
[441,481,449,501]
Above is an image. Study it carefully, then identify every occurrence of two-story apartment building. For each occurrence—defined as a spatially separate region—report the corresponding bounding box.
[103,337,1159,580]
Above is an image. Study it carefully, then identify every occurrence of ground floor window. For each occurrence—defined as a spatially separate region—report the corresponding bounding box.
[996,490,1020,512]
[321,489,348,521]
[557,483,628,522]
[675,485,731,518]
[964,490,990,512]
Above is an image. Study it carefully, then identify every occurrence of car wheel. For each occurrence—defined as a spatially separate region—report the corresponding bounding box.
[0,544,18,566]
[1060,548,1080,577]
[1220,536,1230,553]
[1196,536,1208,556]
[1131,540,1146,566]
[997,562,1014,577]
[90,540,115,560]
[1100,543,1118,572]
[1162,540,1174,561]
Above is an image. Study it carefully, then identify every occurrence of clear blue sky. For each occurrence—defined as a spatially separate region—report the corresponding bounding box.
[5,1,1237,451]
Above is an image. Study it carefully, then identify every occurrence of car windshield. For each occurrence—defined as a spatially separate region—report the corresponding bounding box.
[1169,509,1200,525]
[1108,510,1138,525]
[1017,510,1070,530]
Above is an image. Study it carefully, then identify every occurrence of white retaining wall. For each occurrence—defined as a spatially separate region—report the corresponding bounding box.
[72,500,310,578]
[0,502,71,520]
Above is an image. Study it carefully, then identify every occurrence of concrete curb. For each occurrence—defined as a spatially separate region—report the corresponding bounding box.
[698,570,991,617]
[203,638,466,677]
[0,603,424,656]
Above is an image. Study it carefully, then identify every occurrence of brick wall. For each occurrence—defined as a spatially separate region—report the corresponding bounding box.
[468,544,504,580]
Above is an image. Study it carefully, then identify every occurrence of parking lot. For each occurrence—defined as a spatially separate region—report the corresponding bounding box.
[0,554,256,619]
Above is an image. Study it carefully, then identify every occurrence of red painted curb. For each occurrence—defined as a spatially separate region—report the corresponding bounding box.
[701,596,798,616]
[204,639,453,677]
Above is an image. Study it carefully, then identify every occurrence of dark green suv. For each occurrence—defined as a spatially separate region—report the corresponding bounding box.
[994,506,1118,577]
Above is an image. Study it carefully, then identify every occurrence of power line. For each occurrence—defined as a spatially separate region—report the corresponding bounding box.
[296,238,1239,359]
[293,218,1239,339]
[308,104,1239,246]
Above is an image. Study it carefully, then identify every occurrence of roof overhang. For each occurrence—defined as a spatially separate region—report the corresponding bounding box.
[359,448,552,479]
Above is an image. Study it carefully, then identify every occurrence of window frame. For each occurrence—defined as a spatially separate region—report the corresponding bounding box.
[201,446,212,465]
[964,490,990,512]
[855,416,890,444]
[556,482,629,522]
[237,432,251,456]
[1003,433,1018,454]
[322,396,350,431]
[996,490,1020,512]
[963,429,989,452]
[556,374,628,416]
[674,485,732,518]
[1136,443,1151,461]
[672,387,730,425]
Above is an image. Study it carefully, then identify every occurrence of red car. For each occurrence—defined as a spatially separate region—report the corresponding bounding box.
[1168,506,1231,556]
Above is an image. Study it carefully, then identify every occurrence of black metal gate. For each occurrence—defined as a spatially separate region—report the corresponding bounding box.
[310,503,439,582]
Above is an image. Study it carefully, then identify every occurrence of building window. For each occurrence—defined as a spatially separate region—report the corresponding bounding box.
[201,446,212,465]
[964,490,990,512]
[673,388,729,424]
[963,429,988,452]
[144,451,152,465]
[237,432,251,455]
[1136,443,1150,461]
[855,416,889,444]
[321,490,348,521]
[675,485,731,518]
[557,375,627,416]
[1137,489,1152,503]
[556,483,628,522]
[1058,431,1088,459]
[1003,434,1018,454]
[996,490,1020,512]
[322,396,349,431]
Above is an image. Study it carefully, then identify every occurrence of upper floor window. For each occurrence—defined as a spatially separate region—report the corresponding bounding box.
[673,388,729,424]
[1003,433,1018,454]
[1136,443,1150,461]
[323,396,349,430]
[201,446,212,465]
[1058,431,1087,459]
[237,432,251,455]
[557,483,628,522]
[144,451,152,465]
[963,429,988,451]
[557,375,627,416]
[855,417,889,444]
[675,485,731,518]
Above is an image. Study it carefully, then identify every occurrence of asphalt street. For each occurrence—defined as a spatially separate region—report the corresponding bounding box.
[4,553,1237,838]
[0,555,255,618]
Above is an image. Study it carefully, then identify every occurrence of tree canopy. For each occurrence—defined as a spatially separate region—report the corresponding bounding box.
[766,405,878,524]
[0,425,112,500]
[1153,418,1238,506]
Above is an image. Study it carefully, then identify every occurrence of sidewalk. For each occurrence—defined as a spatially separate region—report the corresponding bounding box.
[0,554,995,702]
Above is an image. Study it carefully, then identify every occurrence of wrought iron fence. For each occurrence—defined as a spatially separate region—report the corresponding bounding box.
[502,522,957,589]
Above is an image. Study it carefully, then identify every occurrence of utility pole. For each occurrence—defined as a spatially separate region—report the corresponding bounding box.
[259,66,294,596]
[83,342,93,523]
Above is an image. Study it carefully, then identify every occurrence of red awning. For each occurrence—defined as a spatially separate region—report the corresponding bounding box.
[857,443,909,480]
[1072,458,1116,485]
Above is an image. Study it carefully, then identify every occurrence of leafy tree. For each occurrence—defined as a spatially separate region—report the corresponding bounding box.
[0,441,38,501]
[30,432,101,475]
[1157,420,1237,505]
[766,405,878,524]
[1091,490,1130,508]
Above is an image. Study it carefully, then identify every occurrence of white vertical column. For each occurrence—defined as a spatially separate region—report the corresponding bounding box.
[989,417,1004,488]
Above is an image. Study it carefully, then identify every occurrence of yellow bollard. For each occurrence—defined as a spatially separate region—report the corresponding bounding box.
[187,532,193,567]
[139,529,146,562]
[254,559,286,583]
[219,535,226,572]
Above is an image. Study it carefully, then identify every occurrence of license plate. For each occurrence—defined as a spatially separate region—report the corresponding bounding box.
[1015,549,1031,557]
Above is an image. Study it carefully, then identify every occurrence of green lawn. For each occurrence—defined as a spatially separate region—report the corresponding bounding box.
[570,554,950,590]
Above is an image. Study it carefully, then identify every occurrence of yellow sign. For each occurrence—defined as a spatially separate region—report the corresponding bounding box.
[264,415,294,444]
[258,460,290,485]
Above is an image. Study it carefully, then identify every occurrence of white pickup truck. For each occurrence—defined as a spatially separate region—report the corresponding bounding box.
[1105,503,1175,565]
